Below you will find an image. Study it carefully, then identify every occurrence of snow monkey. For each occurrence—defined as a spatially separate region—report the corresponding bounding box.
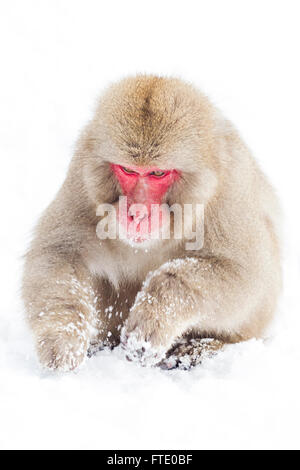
[22,75,281,371]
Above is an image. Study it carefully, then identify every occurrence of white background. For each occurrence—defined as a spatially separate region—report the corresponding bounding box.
[0,0,300,450]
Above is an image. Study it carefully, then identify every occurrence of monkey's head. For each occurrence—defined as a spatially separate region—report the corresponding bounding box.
[77,75,221,248]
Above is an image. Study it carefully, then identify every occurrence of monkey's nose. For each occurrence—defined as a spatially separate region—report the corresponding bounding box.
[128,205,148,223]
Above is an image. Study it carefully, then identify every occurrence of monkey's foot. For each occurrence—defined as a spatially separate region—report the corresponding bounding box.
[159,338,224,370]
[87,337,119,358]
[87,341,105,358]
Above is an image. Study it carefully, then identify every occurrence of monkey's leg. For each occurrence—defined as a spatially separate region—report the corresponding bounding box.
[159,338,224,370]
[122,256,258,366]
[23,258,99,371]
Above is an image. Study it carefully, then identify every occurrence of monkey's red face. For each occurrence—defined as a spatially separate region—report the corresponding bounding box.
[111,164,180,244]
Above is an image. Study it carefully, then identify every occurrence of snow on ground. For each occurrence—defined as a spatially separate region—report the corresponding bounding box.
[1,1,300,450]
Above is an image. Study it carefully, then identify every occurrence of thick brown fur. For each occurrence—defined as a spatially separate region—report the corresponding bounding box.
[22,75,281,371]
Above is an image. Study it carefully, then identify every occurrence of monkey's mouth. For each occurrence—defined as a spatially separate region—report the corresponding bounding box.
[117,204,171,245]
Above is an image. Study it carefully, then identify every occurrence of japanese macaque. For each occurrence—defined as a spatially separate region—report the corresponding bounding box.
[22,75,281,371]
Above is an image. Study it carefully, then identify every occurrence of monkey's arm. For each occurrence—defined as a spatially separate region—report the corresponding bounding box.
[22,252,98,371]
[121,256,257,366]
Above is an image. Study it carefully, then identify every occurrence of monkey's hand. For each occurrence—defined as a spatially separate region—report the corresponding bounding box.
[121,301,172,367]
[121,255,255,367]
[36,323,89,372]
[25,267,98,372]
[121,260,199,366]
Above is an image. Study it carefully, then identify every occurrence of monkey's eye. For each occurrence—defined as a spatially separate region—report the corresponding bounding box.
[149,170,166,177]
[121,166,138,175]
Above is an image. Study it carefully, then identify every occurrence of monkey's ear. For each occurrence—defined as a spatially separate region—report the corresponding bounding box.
[82,157,119,207]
